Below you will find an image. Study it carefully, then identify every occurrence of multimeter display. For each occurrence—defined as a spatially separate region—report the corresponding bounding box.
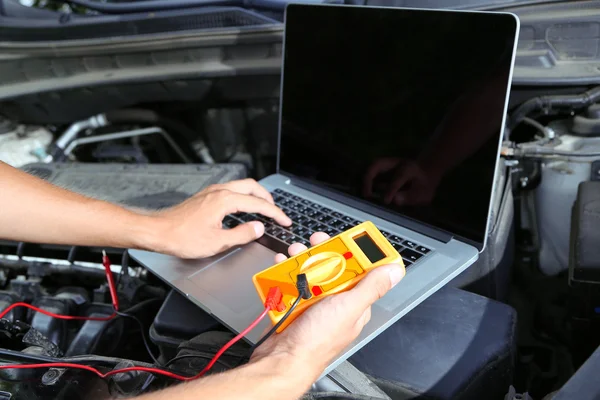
[353,234,385,263]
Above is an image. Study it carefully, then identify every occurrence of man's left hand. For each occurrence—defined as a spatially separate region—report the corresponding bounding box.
[141,179,291,259]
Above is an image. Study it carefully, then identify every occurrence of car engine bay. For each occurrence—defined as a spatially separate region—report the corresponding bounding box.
[0,82,599,399]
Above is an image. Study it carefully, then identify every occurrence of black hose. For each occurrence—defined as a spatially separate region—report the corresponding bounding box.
[507,86,600,134]
[0,348,153,369]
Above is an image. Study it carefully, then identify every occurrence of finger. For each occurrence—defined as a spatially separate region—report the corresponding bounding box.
[225,193,292,226]
[362,158,399,197]
[350,264,405,309]
[309,232,330,246]
[221,179,275,204]
[275,253,288,263]
[288,243,308,256]
[219,221,264,248]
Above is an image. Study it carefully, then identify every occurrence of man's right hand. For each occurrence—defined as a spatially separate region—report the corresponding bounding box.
[142,179,292,259]
[250,232,405,378]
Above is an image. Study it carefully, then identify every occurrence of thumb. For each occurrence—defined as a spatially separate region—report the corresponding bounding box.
[219,221,264,247]
[351,264,405,308]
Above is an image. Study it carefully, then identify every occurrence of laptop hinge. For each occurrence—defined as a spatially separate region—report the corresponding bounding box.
[283,174,453,244]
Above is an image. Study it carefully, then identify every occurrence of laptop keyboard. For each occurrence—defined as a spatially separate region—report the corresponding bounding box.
[222,188,433,269]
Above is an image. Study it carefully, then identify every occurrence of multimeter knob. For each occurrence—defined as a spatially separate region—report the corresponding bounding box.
[299,251,347,286]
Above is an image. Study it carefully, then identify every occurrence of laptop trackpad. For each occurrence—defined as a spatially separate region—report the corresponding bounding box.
[186,244,276,314]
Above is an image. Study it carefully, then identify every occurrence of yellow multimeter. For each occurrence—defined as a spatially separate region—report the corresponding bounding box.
[252,221,404,332]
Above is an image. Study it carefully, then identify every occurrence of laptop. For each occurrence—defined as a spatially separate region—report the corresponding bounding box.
[130,4,519,377]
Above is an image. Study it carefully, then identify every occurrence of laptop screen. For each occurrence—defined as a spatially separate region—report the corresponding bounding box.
[278,4,517,247]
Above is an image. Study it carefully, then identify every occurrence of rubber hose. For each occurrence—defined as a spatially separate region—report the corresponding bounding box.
[507,86,600,134]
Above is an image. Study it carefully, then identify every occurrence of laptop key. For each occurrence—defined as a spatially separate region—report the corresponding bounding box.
[416,246,430,254]
[293,226,309,236]
[316,215,332,223]
[390,235,405,243]
[315,223,329,232]
[266,226,282,236]
[338,223,352,231]
[307,209,320,218]
[325,227,341,236]
[343,216,357,223]
[392,242,404,252]
[304,219,319,229]
[277,231,293,242]
[303,232,314,241]
[400,248,422,263]
[320,207,332,214]
[329,218,343,227]
[284,235,299,244]
[310,203,322,209]
[273,189,285,194]
[296,216,310,225]
[301,199,311,205]
[403,259,413,268]
[331,211,344,218]
[403,240,417,248]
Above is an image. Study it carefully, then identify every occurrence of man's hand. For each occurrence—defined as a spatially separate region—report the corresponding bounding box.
[250,232,405,377]
[147,179,292,259]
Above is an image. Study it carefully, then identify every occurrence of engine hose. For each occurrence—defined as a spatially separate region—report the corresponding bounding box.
[507,85,600,134]
[510,146,600,158]
[103,109,214,164]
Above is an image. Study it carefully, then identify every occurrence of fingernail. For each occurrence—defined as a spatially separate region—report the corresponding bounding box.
[388,267,404,287]
[250,221,264,238]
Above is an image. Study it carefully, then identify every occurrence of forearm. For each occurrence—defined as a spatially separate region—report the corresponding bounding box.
[135,354,317,400]
[0,161,156,250]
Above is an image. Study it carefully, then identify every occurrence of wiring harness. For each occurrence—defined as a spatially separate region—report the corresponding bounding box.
[0,252,289,382]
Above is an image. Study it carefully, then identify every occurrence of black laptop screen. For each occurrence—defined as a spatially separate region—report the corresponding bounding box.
[279,5,517,246]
